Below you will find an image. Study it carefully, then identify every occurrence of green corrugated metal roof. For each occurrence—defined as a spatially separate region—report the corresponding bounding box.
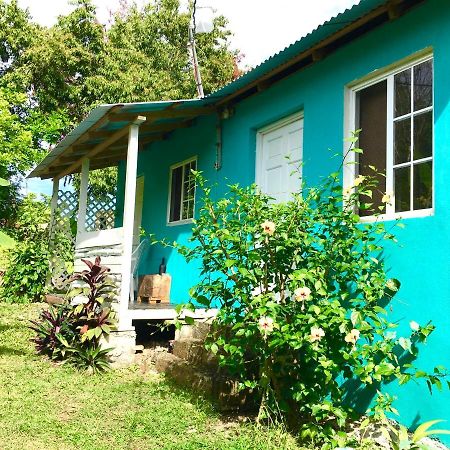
[29,98,218,178]
[207,0,388,101]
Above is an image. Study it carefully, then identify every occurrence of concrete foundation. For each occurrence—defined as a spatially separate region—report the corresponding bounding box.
[105,328,137,368]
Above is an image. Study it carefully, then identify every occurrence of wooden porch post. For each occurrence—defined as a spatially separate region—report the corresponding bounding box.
[77,158,90,234]
[118,116,146,330]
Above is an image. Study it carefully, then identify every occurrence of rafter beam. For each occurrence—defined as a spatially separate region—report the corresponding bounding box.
[59,147,127,164]
[54,116,146,179]
[108,107,215,122]
[139,119,194,133]
[48,104,123,173]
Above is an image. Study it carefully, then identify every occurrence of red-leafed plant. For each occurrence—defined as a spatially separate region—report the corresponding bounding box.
[70,256,116,344]
[30,256,117,372]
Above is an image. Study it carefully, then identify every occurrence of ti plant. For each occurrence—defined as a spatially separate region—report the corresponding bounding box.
[70,256,117,345]
[29,303,75,360]
[30,256,117,372]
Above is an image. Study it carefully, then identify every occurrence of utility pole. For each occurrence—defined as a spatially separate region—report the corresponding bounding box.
[188,0,213,98]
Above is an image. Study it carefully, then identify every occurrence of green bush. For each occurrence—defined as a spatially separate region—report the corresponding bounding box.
[170,146,448,447]
[0,194,51,302]
[1,239,50,302]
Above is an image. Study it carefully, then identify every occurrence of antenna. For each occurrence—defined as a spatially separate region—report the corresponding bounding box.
[188,1,215,98]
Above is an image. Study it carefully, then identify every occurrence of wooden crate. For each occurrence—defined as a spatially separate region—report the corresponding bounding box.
[137,273,171,303]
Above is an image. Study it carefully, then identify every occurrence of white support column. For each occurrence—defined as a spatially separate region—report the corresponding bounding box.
[119,117,146,330]
[77,158,90,234]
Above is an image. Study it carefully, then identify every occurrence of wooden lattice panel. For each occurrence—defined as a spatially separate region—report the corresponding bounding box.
[48,189,78,291]
[85,194,117,232]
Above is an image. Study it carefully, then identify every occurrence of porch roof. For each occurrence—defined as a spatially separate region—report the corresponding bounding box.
[29,97,219,179]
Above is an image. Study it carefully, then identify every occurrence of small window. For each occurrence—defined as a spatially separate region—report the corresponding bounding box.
[168,158,197,223]
[349,56,433,219]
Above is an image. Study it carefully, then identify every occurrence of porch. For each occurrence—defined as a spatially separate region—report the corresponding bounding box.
[29,100,218,331]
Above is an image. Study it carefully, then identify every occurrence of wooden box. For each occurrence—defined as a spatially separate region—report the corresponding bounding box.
[137,274,171,303]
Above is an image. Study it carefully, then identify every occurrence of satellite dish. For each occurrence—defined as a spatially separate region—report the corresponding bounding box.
[194,6,215,34]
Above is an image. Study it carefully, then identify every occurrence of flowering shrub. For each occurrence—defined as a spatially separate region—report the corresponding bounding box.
[171,147,448,446]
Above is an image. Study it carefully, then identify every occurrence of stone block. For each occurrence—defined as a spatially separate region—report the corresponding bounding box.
[152,348,253,412]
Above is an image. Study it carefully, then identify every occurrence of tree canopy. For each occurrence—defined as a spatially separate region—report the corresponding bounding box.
[0,0,237,222]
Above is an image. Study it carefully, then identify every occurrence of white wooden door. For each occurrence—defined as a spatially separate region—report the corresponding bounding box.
[256,115,303,203]
[133,176,144,247]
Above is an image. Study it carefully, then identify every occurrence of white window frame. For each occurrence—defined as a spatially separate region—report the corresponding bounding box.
[343,51,434,222]
[167,156,197,226]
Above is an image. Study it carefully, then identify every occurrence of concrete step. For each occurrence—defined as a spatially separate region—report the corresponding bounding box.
[153,351,250,411]
[175,321,212,341]
[172,338,218,370]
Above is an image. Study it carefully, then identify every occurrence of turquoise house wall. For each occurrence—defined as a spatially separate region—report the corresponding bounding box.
[117,0,450,436]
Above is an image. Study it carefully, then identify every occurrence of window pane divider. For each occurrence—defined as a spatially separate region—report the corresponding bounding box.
[394,105,433,122]
[393,157,432,170]
[347,55,434,219]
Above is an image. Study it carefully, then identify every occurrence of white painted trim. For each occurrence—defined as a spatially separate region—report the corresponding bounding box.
[346,48,433,90]
[386,75,394,216]
[166,219,194,227]
[360,208,433,223]
[257,111,304,135]
[119,122,144,330]
[76,227,124,249]
[343,52,434,221]
[129,307,218,321]
[166,156,197,225]
[77,158,90,234]
[255,111,304,195]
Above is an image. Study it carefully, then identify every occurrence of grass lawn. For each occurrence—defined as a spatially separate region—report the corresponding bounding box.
[0,303,301,450]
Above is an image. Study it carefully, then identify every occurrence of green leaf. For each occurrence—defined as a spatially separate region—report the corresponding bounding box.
[210,343,219,354]
[225,259,237,268]
[184,316,195,326]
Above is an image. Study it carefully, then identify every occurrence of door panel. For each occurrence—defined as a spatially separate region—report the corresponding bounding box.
[257,116,303,203]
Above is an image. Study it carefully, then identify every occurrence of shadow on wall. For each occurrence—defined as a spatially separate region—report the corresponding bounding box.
[137,227,200,305]
[342,331,426,424]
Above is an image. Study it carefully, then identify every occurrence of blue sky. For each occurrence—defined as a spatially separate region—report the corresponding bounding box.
[24,177,53,197]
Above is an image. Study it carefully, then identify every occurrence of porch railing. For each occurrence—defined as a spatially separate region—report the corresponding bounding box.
[74,227,124,306]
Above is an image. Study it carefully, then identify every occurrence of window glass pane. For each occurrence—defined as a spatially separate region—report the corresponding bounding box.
[356,80,387,216]
[181,160,196,220]
[413,161,432,210]
[413,111,432,160]
[394,69,411,117]
[169,166,183,222]
[394,166,411,212]
[394,118,411,164]
[414,60,433,111]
